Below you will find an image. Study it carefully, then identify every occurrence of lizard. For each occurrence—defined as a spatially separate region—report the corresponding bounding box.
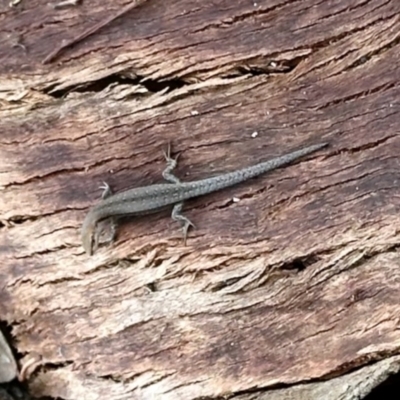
[81,142,328,255]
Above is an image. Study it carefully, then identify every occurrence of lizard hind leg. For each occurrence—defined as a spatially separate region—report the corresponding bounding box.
[94,218,118,252]
[162,144,181,184]
[171,202,195,245]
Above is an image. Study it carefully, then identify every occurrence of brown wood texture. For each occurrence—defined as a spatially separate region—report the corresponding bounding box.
[1,0,400,399]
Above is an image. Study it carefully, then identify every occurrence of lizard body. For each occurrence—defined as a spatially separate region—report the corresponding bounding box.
[81,143,327,255]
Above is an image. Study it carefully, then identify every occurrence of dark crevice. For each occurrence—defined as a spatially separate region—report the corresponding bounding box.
[280,255,320,272]
[340,243,400,272]
[43,72,187,99]
[365,370,400,400]
[234,60,293,76]
[0,381,36,400]
[13,244,71,259]
[145,282,157,292]
[209,277,242,292]
[41,54,296,99]
[36,276,83,287]
[207,253,318,293]
[40,361,73,373]
[336,135,396,153]
[6,216,34,225]
[4,207,82,228]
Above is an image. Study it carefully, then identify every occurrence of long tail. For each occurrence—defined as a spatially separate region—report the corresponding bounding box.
[183,142,328,198]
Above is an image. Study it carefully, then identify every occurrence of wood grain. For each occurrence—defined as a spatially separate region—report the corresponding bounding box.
[1,0,400,399]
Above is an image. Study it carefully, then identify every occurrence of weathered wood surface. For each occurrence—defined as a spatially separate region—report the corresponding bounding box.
[1,0,400,399]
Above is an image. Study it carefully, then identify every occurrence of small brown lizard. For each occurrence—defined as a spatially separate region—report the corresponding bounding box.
[81,142,328,255]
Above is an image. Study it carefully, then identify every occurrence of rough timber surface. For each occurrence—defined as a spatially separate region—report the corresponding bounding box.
[1,0,400,399]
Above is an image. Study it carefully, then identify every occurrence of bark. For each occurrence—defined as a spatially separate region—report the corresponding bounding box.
[1,0,400,399]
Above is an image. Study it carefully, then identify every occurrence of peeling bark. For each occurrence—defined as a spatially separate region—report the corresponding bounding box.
[1,0,400,399]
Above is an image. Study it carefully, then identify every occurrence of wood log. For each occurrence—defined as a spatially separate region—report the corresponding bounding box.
[1,0,400,399]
